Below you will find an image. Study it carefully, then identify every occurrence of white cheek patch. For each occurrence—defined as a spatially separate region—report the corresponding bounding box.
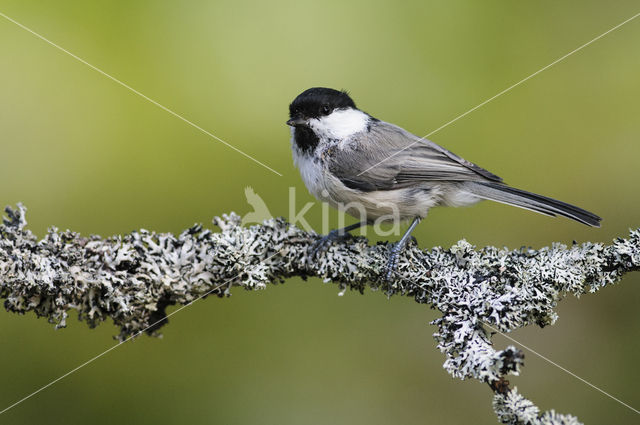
[310,108,369,140]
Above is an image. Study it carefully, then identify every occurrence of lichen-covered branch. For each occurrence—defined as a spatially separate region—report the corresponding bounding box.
[1,204,638,424]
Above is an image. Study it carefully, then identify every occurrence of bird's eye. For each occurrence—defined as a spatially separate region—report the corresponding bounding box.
[322,105,331,115]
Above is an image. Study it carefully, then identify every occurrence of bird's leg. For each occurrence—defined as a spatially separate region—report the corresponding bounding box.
[385,217,421,281]
[310,221,367,259]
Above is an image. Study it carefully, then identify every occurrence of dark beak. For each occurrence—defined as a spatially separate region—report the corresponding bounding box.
[286,116,307,127]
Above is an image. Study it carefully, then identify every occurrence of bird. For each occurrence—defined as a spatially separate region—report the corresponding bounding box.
[286,87,601,281]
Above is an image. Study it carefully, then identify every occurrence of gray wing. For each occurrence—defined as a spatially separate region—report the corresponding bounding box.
[327,121,502,192]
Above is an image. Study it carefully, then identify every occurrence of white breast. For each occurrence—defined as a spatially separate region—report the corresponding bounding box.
[293,149,328,200]
[290,128,331,202]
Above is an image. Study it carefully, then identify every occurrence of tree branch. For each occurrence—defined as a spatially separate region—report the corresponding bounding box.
[1,204,638,424]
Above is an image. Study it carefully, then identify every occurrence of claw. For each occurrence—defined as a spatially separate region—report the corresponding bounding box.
[384,246,401,282]
[309,230,351,260]
[381,217,422,282]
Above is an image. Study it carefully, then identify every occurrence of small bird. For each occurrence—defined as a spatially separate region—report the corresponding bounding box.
[286,87,601,280]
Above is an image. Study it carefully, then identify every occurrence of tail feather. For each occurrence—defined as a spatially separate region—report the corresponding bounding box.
[466,181,602,227]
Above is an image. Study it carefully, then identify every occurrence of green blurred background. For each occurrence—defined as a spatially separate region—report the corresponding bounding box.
[1,1,639,424]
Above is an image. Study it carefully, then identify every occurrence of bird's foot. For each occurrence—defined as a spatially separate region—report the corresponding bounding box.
[309,229,352,260]
[383,216,421,282]
[384,250,401,282]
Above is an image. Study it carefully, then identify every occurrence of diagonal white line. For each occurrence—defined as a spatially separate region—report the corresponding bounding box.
[0,251,281,416]
[0,11,283,177]
[484,322,640,415]
[357,11,640,177]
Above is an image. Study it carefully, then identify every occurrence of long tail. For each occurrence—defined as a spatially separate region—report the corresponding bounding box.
[465,181,602,227]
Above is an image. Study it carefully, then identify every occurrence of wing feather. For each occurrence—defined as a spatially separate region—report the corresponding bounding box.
[327,121,502,191]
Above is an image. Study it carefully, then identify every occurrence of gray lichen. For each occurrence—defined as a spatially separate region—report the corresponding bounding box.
[493,387,583,425]
[1,204,638,424]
